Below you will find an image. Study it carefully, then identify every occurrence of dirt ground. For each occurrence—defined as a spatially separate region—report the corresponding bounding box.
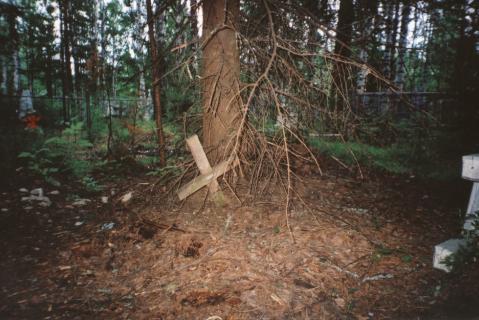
[1,160,479,320]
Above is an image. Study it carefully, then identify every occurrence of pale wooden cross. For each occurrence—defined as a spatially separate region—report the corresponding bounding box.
[177,135,239,200]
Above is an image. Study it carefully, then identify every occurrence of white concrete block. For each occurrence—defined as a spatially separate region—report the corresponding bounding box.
[463,213,479,232]
[467,182,479,215]
[462,154,479,181]
[433,238,466,272]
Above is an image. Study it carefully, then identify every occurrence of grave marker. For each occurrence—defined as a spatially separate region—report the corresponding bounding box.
[177,135,239,200]
[433,154,479,272]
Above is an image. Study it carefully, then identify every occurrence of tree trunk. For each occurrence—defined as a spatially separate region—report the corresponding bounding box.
[153,0,167,120]
[190,0,198,40]
[99,0,106,106]
[384,0,400,81]
[356,0,378,93]
[7,11,20,97]
[59,0,67,122]
[389,0,401,82]
[1,57,7,95]
[190,0,199,77]
[60,0,73,122]
[394,0,411,90]
[201,0,241,163]
[11,49,19,97]
[332,0,354,103]
[45,49,54,99]
[383,1,394,81]
[146,0,166,167]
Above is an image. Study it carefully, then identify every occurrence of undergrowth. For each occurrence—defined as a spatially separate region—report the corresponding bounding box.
[308,132,458,180]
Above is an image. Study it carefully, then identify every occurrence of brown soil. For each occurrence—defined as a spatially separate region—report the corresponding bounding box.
[1,162,478,319]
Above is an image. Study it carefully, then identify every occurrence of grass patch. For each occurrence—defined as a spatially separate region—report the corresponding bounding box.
[308,136,458,180]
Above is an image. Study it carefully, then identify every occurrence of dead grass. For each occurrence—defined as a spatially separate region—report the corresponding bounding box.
[1,163,478,319]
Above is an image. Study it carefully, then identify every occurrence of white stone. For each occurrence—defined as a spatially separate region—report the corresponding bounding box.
[19,188,28,193]
[433,238,467,272]
[30,188,43,197]
[21,194,51,207]
[121,192,133,204]
[466,182,479,215]
[463,213,478,233]
[49,190,60,195]
[38,198,52,207]
[462,154,479,181]
[72,199,91,207]
[101,196,108,204]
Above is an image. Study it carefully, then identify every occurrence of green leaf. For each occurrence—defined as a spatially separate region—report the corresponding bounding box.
[18,152,34,158]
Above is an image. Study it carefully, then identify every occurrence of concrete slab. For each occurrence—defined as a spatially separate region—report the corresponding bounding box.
[433,238,467,272]
[462,154,479,182]
[467,182,479,215]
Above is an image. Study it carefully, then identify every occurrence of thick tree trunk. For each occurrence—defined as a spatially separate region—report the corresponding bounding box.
[201,0,241,163]
[146,0,166,167]
[332,0,354,104]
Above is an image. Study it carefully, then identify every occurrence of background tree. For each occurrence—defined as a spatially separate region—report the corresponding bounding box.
[146,0,166,166]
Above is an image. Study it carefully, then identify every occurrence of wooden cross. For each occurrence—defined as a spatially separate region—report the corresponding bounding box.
[177,135,239,200]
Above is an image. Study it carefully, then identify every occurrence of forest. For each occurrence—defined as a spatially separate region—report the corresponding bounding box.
[0,0,478,318]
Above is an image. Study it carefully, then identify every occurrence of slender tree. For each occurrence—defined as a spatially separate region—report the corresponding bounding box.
[394,0,411,90]
[146,0,166,166]
[356,0,378,93]
[332,0,354,101]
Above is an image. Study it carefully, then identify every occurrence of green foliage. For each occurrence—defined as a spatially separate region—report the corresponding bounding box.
[18,149,61,186]
[17,122,99,185]
[309,116,459,180]
[309,137,409,174]
[444,213,479,272]
[81,176,103,193]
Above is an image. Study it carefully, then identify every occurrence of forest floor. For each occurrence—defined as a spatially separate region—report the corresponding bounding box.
[1,157,479,320]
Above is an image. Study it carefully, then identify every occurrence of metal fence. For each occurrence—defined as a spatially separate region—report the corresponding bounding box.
[0,94,153,126]
[351,92,458,121]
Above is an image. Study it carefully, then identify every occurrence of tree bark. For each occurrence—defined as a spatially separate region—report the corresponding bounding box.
[1,57,7,95]
[59,0,67,122]
[190,0,198,40]
[333,0,354,102]
[356,0,378,93]
[389,0,401,82]
[60,0,73,122]
[384,0,400,81]
[201,0,241,163]
[146,0,166,167]
[7,11,20,97]
[394,0,411,90]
